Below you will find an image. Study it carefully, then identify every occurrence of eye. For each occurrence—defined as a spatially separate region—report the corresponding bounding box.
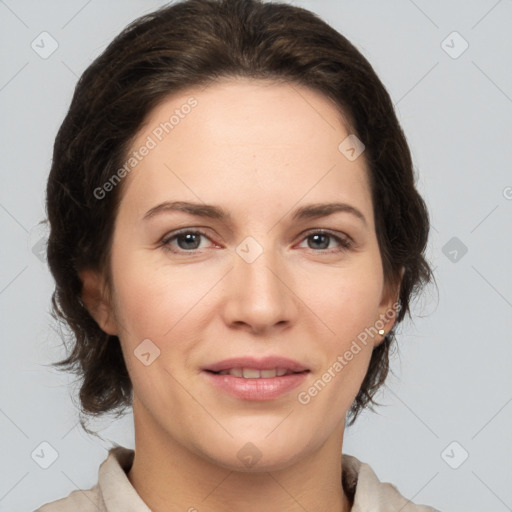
[297,230,353,253]
[161,229,214,253]
[160,228,353,255]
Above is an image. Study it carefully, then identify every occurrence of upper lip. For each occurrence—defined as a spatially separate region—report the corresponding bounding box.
[203,356,309,373]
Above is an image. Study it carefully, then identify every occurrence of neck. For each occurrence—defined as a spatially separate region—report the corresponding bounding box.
[127,396,353,512]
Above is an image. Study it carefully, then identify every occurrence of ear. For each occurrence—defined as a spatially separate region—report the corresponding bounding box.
[374,266,404,347]
[79,269,118,336]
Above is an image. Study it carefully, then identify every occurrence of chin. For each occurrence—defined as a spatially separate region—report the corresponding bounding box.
[213,448,305,474]
[195,434,310,473]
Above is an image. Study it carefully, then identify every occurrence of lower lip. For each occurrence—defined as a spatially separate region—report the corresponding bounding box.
[203,371,309,400]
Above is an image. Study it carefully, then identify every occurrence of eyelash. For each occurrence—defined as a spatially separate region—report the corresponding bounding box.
[160,228,353,255]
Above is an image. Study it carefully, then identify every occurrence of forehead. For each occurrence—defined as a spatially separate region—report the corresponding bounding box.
[139,77,354,149]
[119,78,373,225]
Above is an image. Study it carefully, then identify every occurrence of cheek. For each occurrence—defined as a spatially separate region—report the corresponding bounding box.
[297,275,379,420]
[109,257,203,397]
[293,253,383,406]
[297,256,384,342]
[110,248,211,341]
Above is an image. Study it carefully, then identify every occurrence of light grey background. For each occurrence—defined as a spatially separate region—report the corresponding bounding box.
[1,1,511,511]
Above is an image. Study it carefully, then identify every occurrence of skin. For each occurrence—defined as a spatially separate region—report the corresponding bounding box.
[81,78,400,512]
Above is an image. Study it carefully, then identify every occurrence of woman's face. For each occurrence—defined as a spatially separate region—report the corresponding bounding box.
[86,78,398,471]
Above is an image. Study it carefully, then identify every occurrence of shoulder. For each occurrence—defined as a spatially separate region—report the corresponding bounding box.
[342,453,441,512]
[35,484,102,511]
[35,445,142,512]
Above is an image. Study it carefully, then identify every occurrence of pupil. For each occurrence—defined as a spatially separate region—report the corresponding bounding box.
[310,234,329,250]
[179,233,200,250]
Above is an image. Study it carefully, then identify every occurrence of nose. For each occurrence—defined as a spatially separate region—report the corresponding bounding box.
[221,242,298,335]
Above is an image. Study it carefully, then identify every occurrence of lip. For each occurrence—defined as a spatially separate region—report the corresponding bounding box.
[203,371,309,401]
[202,356,310,401]
[203,356,309,373]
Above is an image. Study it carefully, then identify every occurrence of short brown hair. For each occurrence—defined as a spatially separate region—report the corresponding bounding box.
[46,0,434,434]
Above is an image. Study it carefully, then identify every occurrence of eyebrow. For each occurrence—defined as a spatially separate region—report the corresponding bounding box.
[143,200,367,226]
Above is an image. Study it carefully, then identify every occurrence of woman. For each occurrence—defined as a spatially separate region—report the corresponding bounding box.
[37,0,438,510]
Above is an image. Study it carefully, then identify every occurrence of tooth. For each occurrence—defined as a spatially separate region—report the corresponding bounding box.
[242,368,261,379]
[217,368,293,378]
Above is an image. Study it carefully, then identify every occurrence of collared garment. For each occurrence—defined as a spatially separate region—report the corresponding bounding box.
[36,445,440,511]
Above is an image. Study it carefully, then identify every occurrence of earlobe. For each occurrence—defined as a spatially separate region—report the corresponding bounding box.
[79,269,118,335]
[374,276,402,347]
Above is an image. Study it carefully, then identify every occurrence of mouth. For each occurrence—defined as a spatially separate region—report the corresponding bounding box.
[202,356,310,400]
[205,368,309,378]
[203,355,309,374]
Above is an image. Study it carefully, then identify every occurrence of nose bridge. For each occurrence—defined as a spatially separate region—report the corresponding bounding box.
[225,234,295,331]
[239,243,280,295]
